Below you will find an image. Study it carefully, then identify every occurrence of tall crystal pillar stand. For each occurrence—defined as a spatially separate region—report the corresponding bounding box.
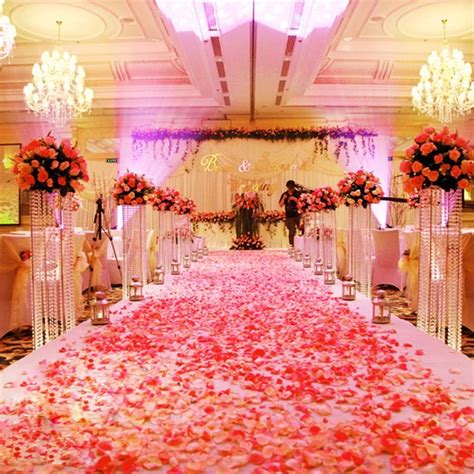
[348,206,372,297]
[313,212,322,263]
[176,214,191,265]
[157,211,174,274]
[122,205,147,299]
[322,210,337,271]
[30,190,75,349]
[417,187,462,351]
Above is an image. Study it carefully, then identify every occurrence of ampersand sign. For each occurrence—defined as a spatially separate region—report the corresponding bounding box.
[238,159,251,173]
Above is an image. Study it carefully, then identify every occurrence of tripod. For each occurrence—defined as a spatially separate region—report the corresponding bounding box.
[87,194,122,299]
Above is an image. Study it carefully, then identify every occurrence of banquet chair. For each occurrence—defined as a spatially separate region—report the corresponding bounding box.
[372,229,403,289]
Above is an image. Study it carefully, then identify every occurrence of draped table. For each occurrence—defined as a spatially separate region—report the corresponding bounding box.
[0,231,87,338]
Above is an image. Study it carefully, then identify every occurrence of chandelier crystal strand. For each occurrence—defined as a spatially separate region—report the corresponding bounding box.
[0,0,16,61]
[23,20,93,126]
[411,19,474,123]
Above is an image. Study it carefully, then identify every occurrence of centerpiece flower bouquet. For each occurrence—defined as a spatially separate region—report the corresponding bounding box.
[12,135,89,196]
[311,186,340,211]
[230,234,265,250]
[174,196,196,215]
[338,169,384,208]
[296,193,315,214]
[112,172,154,205]
[400,126,473,193]
[233,192,262,210]
[149,187,181,211]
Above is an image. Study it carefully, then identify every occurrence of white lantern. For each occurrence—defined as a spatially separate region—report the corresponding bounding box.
[303,254,311,268]
[184,254,191,268]
[152,266,165,285]
[191,251,198,262]
[341,276,356,301]
[197,248,204,259]
[129,276,144,301]
[90,291,111,325]
[203,246,209,256]
[314,258,324,275]
[323,265,336,285]
[171,259,180,275]
[295,250,303,262]
[372,290,391,324]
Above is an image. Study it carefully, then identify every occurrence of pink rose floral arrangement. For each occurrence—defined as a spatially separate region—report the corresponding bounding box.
[174,196,196,215]
[311,186,340,211]
[112,171,153,206]
[296,193,315,214]
[233,192,262,210]
[191,211,235,224]
[338,169,384,208]
[256,210,285,224]
[149,187,180,211]
[400,126,473,194]
[12,135,89,196]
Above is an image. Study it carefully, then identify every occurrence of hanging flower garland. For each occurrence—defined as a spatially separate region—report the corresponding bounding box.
[338,170,384,208]
[112,171,154,206]
[400,126,473,194]
[311,186,341,211]
[132,126,377,166]
[12,135,89,196]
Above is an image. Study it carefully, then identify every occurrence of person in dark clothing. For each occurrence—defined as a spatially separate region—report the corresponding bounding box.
[279,180,301,247]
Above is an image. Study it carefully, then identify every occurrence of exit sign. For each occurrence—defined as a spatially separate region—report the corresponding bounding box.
[106,158,117,163]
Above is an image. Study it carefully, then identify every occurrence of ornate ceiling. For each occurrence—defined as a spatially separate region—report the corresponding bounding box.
[0,0,472,137]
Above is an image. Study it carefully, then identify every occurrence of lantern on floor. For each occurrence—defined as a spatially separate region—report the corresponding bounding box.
[90,291,111,325]
[129,276,144,301]
[323,264,336,285]
[303,254,311,268]
[295,250,303,262]
[191,250,198,262]
[314,258,324,275]
[341,275,356,301]
[203,246,209,256]
[171,259,180,275]
[152,265,165,285]
[288,245,295,257]
[372,290,391,324]
[184,254,191,268]
[197,248,204,259]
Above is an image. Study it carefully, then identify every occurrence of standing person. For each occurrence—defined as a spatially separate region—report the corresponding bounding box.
[279,180,301,247]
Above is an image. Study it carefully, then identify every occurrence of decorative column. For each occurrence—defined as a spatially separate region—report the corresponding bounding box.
[157,210,174,274]
[417,187,463,350]
[321,210,337,271]
[30,191,75,349]
[348,205,373,297]
[122,205,147,299]
[313,211,323,267]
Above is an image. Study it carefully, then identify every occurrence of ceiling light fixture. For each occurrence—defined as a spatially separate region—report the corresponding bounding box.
[411,19,473,123]
[0,0,16,61]
[23,20,94,126]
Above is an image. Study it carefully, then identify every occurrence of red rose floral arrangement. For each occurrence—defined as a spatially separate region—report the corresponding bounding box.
[175,196,196,215]
[400,126,473,194]
[112,171,154,206]
[149,187,181,211]
[311,186,340,211]
[296,193,315,214]
[12,135,89,196]
[338,169,384,208]
[230,234,265,250]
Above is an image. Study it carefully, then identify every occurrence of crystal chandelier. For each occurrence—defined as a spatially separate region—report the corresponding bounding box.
[0,0,16,61]
[23,21,93,127]
[411,19,473,124]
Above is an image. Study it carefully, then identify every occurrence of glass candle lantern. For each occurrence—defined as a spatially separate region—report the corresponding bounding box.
[184,254,191,269]
[303,254,311,268]
[203,246,209,256]
[288,245,294,257]
[171,259,180,275]
[295,250,303,262]
[152,266,165,285]
[129,276,144,301]
[341,276,356,301]
[372,290,391,324]
[91,291,111,325]
[191,251,198,262]
[197,248,204,259]
[314,258,324,275]
[323,265,336,285]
